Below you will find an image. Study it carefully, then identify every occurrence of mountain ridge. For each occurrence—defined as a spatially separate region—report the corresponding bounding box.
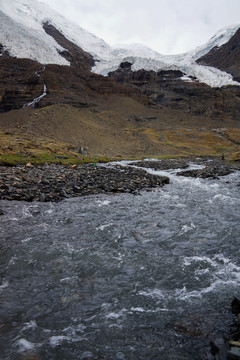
[197,27,240,82]
[0,0,240,87]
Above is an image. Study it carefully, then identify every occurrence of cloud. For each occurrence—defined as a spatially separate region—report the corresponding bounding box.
[40,0,240,54]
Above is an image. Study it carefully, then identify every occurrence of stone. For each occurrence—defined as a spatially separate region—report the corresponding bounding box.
[78,147,88,155]
[229,341,240,347]
[54,155,68,159]
[177,165,232,178]
[0,163,170,201]
[228,346,240,358]
[232,297,240,314]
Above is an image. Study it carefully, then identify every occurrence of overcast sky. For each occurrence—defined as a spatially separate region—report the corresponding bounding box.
[40,0,240,55]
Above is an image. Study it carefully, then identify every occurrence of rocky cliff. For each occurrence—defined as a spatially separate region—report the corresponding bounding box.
[108,63,240,121]
[197,28,240,82]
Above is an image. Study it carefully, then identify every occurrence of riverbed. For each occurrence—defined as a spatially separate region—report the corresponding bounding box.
[1,160,240,359]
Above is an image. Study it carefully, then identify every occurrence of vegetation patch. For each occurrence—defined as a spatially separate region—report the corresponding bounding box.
[0,152,111,166]
[141,128,240,158]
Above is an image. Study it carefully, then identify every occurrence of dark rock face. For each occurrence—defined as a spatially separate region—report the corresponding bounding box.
[108,65,240,120]
[0,57,43,111]
[0,43,9,56]
[1,54,240,122]
[119,61,132,69]
[42,22,95,71]
[197,27,240,82]
[108,67,184,84]
[0,56,145,111]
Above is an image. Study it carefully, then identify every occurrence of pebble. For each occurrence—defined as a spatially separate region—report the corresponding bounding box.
[131,157,240,179]
[0,163,169,202]
[1,158,239,202]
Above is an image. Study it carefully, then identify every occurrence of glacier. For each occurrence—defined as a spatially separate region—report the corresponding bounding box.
[0,0,239,88]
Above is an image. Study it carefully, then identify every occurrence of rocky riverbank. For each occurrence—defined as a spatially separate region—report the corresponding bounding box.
[0,157,239,202]
[0,163,169,202]
[130,157,240,179]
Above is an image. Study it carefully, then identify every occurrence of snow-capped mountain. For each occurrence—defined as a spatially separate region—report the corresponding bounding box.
[93,24,240,87]
[0,0,240,88]
[0,0,110,64]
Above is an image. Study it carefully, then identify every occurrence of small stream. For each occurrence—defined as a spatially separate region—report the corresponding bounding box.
[0,161,240,359]
[23,67,47,108]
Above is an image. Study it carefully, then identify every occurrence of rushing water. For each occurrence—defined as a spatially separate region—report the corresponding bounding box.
[1,162,240,359]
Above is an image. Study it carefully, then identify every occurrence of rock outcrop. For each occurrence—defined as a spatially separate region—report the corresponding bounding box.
[0,56,145,111]
[108,64,240,121]
[42,22,95,71]
[197,28,240,82]
[0,57,43,112]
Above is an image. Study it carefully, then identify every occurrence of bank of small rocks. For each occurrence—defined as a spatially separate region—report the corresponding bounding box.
[177,165,233,179]
[130,158,240,179]
[0,163,169,201]
[130,159,190,170]
[1,158,239,202]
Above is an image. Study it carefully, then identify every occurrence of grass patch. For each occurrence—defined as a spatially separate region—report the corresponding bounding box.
[0,153,112,166]
[142,128,240,157]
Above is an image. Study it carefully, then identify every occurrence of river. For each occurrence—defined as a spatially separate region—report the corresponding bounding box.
[1,161,240,359]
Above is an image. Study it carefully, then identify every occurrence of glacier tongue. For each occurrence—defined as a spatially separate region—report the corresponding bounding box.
[92,23,240,87]
[92,53,239,88]
[0,0,239,88]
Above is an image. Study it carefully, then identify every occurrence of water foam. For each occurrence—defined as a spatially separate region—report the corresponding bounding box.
[96,223,114,231]
[137,255,240,305]
[21,320,37,332]
[96,199,111,207]
[0,280,9,290]
[49,335,70,347]
[16,338,35,352]
[177,255,240,300]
